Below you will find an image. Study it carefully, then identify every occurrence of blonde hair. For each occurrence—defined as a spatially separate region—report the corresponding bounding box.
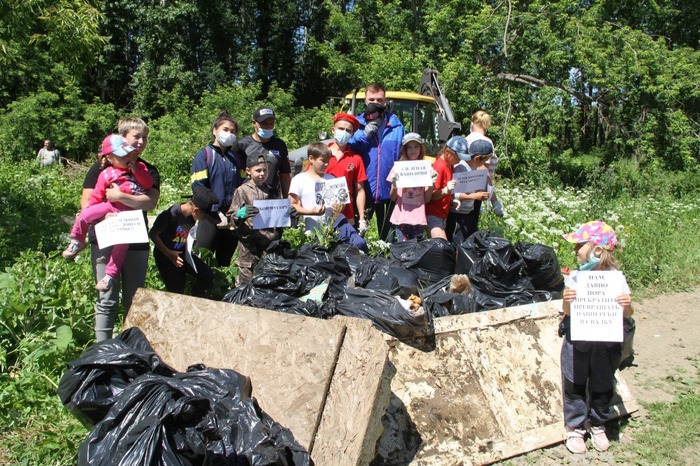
[594,246,620,271]
[399,141,425,161]
[308,142,332,160]
[471,110,492,131]
[118,117,149,137]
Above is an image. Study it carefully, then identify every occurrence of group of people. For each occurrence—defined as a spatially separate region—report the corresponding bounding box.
[56,85,634,457]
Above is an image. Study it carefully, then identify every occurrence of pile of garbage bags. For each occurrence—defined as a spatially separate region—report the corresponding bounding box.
[223,232,565,338]
[58,327,312,466]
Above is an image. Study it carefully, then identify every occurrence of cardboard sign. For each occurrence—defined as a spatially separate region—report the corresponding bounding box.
[316,177,350,206]
[253,199,292,229]
[95,210,149,249]
[394,160,433,188]
[570,271,627,342]
[453,170,488,194]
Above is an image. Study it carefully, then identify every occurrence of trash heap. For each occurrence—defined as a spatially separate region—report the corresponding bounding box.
[223,231,565,339]
[58,327,312,466]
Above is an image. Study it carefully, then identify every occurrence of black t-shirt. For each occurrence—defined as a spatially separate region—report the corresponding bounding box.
[236,136,290,191]
[82,158,161,249]
[151,204,194,252]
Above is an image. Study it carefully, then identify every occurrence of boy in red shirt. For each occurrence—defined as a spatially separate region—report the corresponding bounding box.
[425,136,463,239]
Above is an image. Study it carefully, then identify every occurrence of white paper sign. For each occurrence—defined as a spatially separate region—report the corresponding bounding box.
[185,223,197,273]
[252,199,292,229]
[453,170,488,194]
[570,271,627,342]
[95,210,149,249]
[394,160,433,188]
[316,177,350,206]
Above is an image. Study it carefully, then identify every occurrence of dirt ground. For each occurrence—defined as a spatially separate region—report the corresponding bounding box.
[502,288,700,465]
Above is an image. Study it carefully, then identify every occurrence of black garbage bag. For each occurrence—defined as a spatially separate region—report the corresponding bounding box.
[331,244,370,274]
[254,241,299,276]
[515,241,565,293]
[78,366,311,466]
[423,292,478,317]
[223,284,328,318]
[467,247,531,297]
[290,245,352,295]
[250,273,307,296]
[455,231,514,274]
[335,287,430,339]
[58,327,176,428]
[389,238,455,287]
[353,261,420,299]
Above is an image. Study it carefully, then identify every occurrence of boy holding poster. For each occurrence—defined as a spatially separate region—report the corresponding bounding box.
[387,133,435,241]
[560,221,634,454]
[228,146,285,285]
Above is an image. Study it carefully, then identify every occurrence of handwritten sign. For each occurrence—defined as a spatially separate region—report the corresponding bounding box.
[316,177,350,206]
[95,210,149,249]
[453,170,488,194]
[394,160,433,188]
[570,271,627,342]
[253,199,292,229]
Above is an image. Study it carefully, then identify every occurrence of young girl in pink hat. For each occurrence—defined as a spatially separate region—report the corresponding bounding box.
[559,220,634,454]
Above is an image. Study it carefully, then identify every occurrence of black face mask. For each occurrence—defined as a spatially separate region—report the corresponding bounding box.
[364,103,386,124]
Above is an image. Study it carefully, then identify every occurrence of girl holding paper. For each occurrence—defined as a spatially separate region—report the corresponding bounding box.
[387,133,435,241]
[63,133,153,293]
[560,221,634,455]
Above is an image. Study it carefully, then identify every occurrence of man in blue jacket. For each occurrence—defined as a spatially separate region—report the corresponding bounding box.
[350,83,405,241]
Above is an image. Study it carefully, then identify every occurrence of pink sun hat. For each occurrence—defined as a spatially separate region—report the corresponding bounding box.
[562,220,618,251]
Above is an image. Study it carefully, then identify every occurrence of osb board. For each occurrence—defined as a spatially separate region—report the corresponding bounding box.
[312,316,392,465]
[374,299,639,465]
[124,288,347,450]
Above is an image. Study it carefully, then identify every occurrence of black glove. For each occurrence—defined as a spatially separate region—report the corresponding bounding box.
[287,205,300,220]
[244,206,259,219]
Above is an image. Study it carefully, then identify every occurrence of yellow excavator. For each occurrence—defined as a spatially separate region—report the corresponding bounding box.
[289,68,461,174]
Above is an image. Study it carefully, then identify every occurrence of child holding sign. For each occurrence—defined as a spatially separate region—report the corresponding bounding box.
[62,134,153,292]
[560,221,634,454]
[228,145,284,286]
[387,133,435,241]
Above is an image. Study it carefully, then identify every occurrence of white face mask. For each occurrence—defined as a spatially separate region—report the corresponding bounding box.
[334,129,351,145]
[217,131,236,147]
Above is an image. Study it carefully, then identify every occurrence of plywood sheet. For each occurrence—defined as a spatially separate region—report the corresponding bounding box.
[374,299,639,465]
[124,288,347,450]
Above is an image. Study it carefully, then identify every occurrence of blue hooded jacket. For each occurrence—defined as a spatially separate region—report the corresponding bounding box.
[350,112,405,202]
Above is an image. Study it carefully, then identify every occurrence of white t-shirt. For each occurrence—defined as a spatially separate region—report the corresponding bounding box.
[288,171,335,231]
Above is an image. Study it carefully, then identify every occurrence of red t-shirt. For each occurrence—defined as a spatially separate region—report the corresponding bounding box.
[325,144,367,220]
[425,156,453,219]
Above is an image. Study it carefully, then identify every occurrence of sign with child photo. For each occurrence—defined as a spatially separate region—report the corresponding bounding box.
[315,177,350,206]
[394,160,433,188]
[453,170,488,194]
[253,199,292,229]
[95,210,149,249]
[570,271,628,342]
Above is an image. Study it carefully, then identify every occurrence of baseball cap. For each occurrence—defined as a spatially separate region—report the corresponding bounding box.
[245,143,270,168]
[253,106,275,123]
[467,139,494,158]
[99,134,135,157]
[333,112,360,131]
[190,187,220,224]
[563,220,618,251]
[402,132,425,147]
[446,136,469,161]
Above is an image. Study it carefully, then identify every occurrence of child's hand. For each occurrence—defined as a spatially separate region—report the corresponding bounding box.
[616,294,632,308]
[313,203,326,215]
[168,250,183,267]
[563,288,577,302]
[477,190,489,201]
[445,180,457,194]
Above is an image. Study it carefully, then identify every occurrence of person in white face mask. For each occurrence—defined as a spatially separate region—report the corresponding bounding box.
[190,110,244,267]
[236,106,292,198]
[325,113,368,233]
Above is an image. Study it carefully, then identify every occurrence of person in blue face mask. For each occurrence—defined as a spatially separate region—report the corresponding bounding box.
[236,106,292,198]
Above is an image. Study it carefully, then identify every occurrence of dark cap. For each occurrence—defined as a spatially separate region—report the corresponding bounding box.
[253,106,275,123]
[245,143,270,168]
[190,187,220,223]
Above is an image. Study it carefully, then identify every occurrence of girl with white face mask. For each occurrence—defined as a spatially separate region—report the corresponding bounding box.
[190,110,244,267]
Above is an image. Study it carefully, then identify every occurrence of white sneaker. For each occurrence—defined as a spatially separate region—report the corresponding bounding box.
[565,425,587,454]
[586,421,610,452]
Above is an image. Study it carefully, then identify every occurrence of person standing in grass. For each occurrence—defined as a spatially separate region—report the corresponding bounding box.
[560,221,634,454]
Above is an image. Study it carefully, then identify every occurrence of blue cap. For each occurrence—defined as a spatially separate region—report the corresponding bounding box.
[468,139,494,158]
[446,136,469,161]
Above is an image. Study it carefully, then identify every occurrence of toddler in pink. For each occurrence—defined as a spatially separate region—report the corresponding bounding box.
[62,134,153,291]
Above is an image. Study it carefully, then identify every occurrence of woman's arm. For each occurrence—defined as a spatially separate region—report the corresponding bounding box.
[106,186,159,211]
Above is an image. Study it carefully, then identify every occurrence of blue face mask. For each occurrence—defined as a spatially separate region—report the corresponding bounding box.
[257,127,274,139]
[334,129,351,145]
[578,250,602,271]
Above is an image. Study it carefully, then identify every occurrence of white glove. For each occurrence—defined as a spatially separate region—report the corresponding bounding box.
[392,173,399,189]
[452,199,461,210]
[445,180,457,193]
[364,122,378,138]
[358,219,368,235]
[216,211,230,230]
[492,200,504,217]
[430,169,438,184]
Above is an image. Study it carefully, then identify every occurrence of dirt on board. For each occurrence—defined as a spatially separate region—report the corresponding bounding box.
[499,288,700,465]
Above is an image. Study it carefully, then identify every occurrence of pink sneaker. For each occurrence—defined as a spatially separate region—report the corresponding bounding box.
[565,425,587,454]
[586,421,610,452]
[95,275,114,292]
